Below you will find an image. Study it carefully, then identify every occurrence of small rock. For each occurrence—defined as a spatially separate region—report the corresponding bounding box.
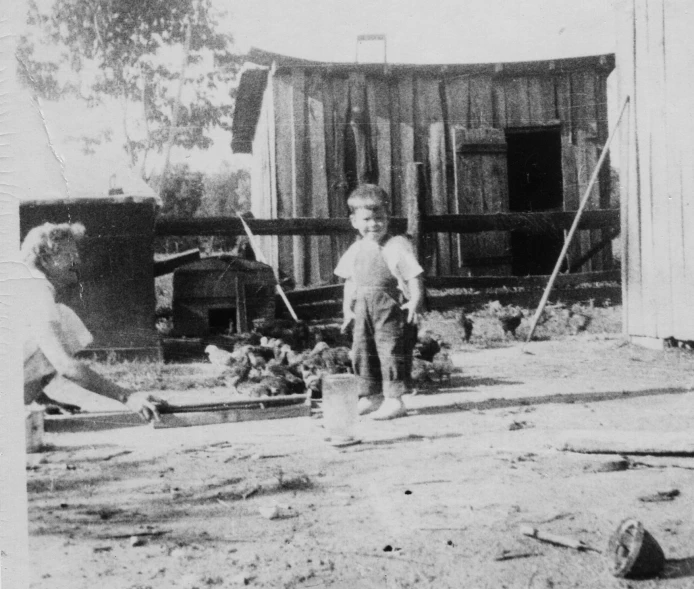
[638,489,680,503]
[130,535,146,547]
[92,546,112,553]
[231,572,251,585]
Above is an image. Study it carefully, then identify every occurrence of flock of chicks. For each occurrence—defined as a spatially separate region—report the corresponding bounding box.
[477,300,594,339]
[203,301,594,400]
[204,321,456,400]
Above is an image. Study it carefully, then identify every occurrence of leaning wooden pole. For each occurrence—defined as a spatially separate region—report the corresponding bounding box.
[525,96,630,343]
[237,213,300,323]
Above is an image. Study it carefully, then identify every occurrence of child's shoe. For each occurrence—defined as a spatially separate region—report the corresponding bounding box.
[357,394,384,415]
[369,398,407,420]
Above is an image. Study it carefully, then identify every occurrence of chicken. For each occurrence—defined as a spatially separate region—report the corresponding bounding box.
[496,306,524,338]
[205,344,235,366]
[458,312,474,343]
[227,355,252,386]
[415,330,441,362]
[277,344,307,368]
[431,350,454,382]
[568,304,591,335]
[236,379,272,398]
[264,361,306,395]
[411,357,434,385]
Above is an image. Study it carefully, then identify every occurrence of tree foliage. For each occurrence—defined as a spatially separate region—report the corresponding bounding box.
[17,0,242,173]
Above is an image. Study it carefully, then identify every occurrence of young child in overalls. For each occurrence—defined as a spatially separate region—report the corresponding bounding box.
[334,185,424,420]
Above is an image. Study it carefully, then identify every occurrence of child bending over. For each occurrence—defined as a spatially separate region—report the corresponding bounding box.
[21,222,161,422]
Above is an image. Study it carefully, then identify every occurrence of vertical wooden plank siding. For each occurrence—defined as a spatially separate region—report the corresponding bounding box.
[398,75,416,215]
[492,77,507,129]
[389,79,403,215]
[455,128,510,275]
[273,73,295,284]
[468,75,493,129]
[616,0,642,335]
[526,77,544,125]
[366,77,393,198]
[251,71,278,271]
[666,0,694,339]
[414,77,443,275]
[323,75,352,272]
[646,0,672,337]
[445,77,470,129]
[571,72,597,271]
[348,73,372,184]
[504,77,529,127]
[444,77,470,271]
[556,73,581,267]
[428,122,451,274]
[595,72,613,270]
[585,72,603,271]
[632,1,657,337]
[291,69,309,287]
[616,0,694,341]
[307,72,333,285]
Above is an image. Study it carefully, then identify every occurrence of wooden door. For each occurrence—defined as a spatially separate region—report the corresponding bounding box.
[453,127,512,276]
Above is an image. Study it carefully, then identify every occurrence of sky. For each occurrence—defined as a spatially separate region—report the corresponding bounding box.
[12,0,619,200]
[225,0,616,64]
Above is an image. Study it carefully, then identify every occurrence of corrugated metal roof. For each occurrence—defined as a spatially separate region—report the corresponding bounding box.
[231,68,269,154]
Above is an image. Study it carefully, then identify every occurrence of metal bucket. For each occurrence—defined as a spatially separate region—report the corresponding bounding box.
[608,518,665,579]
[321,374,360,447]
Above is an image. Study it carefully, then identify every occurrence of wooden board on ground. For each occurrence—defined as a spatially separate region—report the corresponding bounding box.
[45,411,146,433]
[556,429,694,456]
[153,402,310,429]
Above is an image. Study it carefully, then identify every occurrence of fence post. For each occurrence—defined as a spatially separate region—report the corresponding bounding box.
[405,162,423,261]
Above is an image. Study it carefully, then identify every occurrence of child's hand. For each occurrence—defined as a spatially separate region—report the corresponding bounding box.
[401,300,419,324]
[340,310,355,334]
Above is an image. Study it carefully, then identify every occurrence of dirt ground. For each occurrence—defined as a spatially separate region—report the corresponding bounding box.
[26,334,694,589]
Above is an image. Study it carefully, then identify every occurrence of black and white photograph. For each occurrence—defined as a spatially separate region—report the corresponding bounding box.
[3,0,694,587]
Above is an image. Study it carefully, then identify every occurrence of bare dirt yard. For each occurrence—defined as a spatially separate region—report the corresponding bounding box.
[26,322,694,589]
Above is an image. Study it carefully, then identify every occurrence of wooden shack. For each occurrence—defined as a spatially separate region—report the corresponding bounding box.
[232,49,615,287]
[616,0,694,347]
[172,256,276,337]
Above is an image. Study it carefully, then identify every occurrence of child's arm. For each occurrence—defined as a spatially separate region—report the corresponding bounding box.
[340,278,356,333]
[401,275,424,324]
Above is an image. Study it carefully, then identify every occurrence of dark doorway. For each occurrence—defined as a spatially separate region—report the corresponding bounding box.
[506,127,565,276]
[208,308,235,335]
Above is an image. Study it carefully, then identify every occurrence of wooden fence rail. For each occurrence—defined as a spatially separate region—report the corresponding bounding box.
[155,209,619,237]
[284,269,620,307]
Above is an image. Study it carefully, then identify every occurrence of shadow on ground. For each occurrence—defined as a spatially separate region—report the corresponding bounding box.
[663,557,694,580]
[410,386,691,418]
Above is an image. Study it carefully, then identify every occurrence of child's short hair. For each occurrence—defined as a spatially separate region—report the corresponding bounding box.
[21,222,86,267]
[347,184,390,214]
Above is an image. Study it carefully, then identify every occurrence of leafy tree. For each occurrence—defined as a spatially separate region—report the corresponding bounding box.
[17,0,242,177]
[198,166,251,217]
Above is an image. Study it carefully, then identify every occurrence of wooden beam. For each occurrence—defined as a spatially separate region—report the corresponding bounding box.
[286,269,621,306]
[153,249,201,277]
[155,209,620,237]
[153,403,311,429]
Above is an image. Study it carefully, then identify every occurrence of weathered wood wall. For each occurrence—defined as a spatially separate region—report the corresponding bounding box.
[261,59,613,286]
[251,71,278,271]
[617,0,694,343]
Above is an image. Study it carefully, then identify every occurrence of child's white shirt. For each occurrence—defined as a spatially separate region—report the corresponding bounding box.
[334,235,423,298]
